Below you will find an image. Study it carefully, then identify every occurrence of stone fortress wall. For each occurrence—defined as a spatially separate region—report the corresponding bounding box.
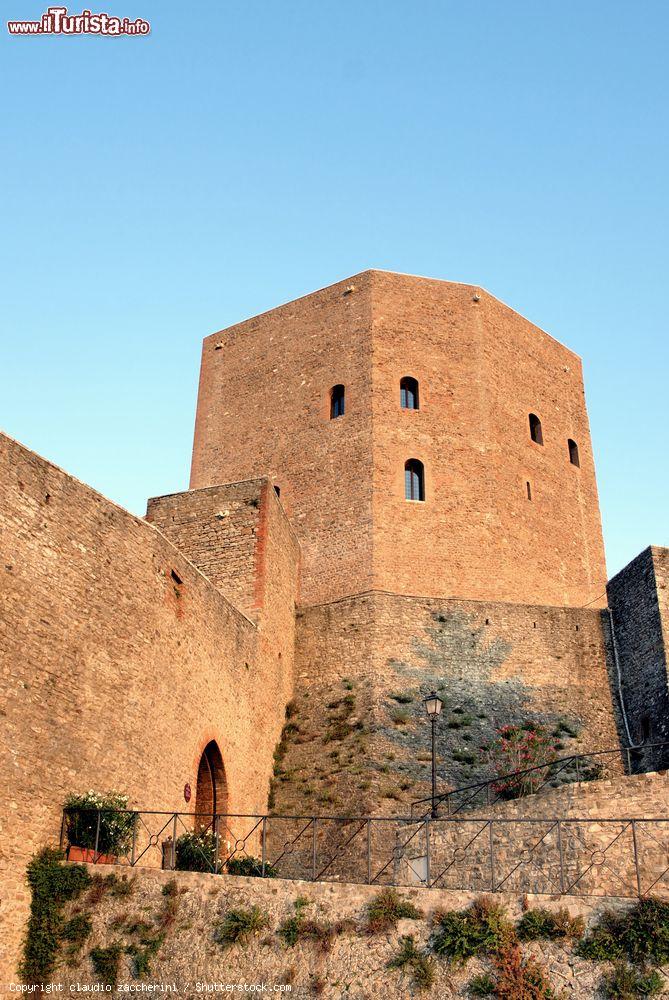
[0,433,299,981]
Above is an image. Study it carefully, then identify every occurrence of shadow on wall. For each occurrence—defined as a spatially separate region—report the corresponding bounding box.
[381,611,592,791]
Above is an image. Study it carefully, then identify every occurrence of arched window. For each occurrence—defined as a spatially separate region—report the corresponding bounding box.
[400,376,419,410]
[529,413,543,445]
[568,439,580,467]
[404,459,425,501]
[330,384,345,419]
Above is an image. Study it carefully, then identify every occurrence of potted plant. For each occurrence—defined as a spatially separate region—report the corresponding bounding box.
[63,790,135,864]
[174,830,218,872]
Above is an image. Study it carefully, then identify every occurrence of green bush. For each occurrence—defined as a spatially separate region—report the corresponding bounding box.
[227,855,278,878]
[387,935,435,991]
[214,906,270,948]
[365,888,423,934]
[603,962,663,999]
[174,831,217,872]
[577,899,669,966]
[431,898,512,965]
[64,791,135,856]
[516,906,584,941]
[90,943,124,988]
[19,847,92,984]
[277,898,353,953]
[468,973,496,996]
[60,914,92,947]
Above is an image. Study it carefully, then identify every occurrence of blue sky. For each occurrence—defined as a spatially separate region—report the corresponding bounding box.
[2,0,667,579]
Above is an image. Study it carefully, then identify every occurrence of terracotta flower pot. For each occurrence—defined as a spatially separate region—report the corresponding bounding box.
[67,845,117,865]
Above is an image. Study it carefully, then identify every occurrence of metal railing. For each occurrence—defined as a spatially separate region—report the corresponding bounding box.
[410,742,669,819]
[60,807,669,899]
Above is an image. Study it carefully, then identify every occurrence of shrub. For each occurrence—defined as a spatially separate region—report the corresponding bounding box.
[64,791,135,856]
[516,906,584,941]
[493,942,557,999]
[226,855,278,878]
[174,831,217,872]
[577,898,669,966]
[431,897,513,965]
[106,872,135,897]
[278,898,353,952]
[387,935,435,991]
[90,943,124,988]
[365,888,423,934]
[603,962,663,999]
[390,708,410,726]
[214,906,270,948]
[483,725,558,799]
[19,847,92,984]
[468,973,496,996]
[60,914,92,947]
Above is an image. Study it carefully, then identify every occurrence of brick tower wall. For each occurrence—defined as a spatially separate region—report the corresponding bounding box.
[369,272,608,608]
[190,273,375,606]
[190,271,607,610]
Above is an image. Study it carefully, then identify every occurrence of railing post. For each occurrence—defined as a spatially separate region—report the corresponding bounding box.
[367,819,372,884]
[631,820,642,897]
[576,756,581,782]
[172,813,178,871]
[261,817,267,877]
[489,821,495,892]
[626,746,632,774]
[425,819,431,888]
[131,813,137,867]
[557,820,565,894]
[214,815,220,874]
[312,818,317,881]
[59,811,66,854]
[94,810,101,863]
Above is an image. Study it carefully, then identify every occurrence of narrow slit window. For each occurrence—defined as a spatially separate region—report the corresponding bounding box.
[273,485,281,498]
[568,439,580,467]
[526,481,532,500]
[529,413,543,445]
[330,384,345,419]
[400,376,419,410]
[404,459,425,501]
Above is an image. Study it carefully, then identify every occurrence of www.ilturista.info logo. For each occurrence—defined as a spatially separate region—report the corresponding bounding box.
[7,6,150,35]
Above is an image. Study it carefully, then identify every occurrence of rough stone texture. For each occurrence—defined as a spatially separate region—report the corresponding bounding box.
[272,592,620,818]
[191,270,607,609]
[45,864,667,999]
[0,434,299,982]
[607,546,669,770]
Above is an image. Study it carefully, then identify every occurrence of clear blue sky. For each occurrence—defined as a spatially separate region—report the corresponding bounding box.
[2,0,667,579]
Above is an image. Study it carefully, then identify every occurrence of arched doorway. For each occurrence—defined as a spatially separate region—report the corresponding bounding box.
[195,741,228,831]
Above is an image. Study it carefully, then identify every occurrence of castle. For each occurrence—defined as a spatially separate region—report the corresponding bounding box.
[1,270,668,981]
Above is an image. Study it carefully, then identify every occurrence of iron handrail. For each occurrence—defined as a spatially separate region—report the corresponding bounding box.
[409,741,669,818]
[59,806,669,900]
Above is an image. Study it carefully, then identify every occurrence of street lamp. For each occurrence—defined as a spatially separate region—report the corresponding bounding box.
[424,691,443,818]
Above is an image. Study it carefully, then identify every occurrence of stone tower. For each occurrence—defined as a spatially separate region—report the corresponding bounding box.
[191,270,607,609]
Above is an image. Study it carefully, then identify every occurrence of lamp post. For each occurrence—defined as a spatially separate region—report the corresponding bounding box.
[424,691,443,818]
